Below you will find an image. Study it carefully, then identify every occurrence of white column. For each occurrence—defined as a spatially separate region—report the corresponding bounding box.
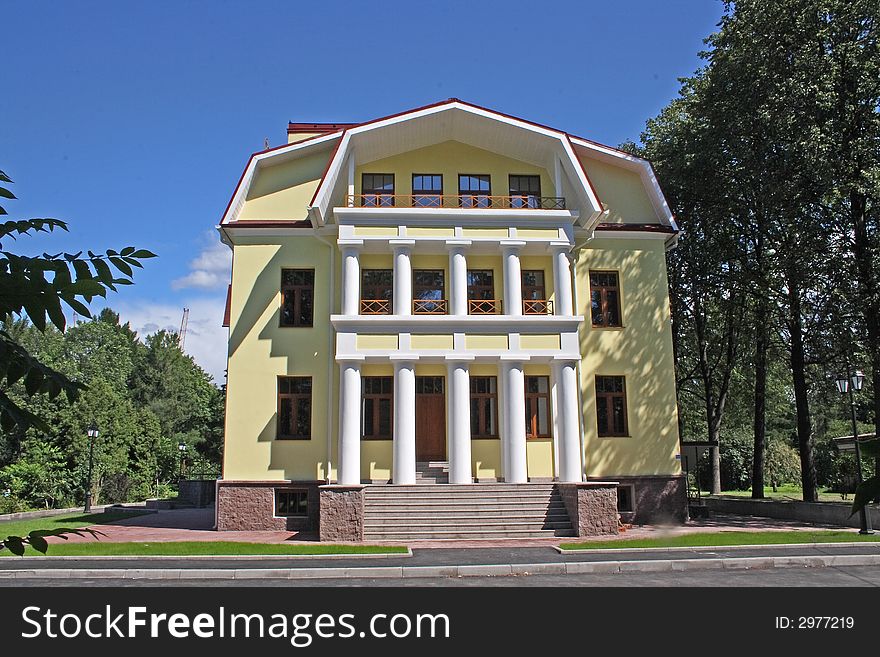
[338,361,362,485]
[501,241,525,316]
[551,244,574,316]
[501,360,527,483]
[392,360,416,484]
[340,242,361,316]
[391,240,414,316]
[555,360,583,482]
[448,242,470,316]
[447,360,473,484]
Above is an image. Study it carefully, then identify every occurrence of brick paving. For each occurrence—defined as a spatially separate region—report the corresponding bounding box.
[44,507,854,548]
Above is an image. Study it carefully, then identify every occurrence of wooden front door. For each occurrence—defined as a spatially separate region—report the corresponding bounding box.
[415,376,446,461]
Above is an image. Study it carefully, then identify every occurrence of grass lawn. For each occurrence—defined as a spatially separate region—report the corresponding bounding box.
[0,510,151,539]
[559,530,880,551]
[0,542,409,557]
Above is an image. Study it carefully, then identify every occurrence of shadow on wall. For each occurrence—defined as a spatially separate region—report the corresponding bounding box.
[578,244,680,477]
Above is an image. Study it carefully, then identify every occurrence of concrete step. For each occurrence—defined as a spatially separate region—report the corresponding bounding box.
[365,518,573,529]
[365,495,560,504]
[363,528,576,539]
[365,502,567,511]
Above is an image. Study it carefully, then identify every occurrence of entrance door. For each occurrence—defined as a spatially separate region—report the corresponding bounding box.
[415,376,446,461]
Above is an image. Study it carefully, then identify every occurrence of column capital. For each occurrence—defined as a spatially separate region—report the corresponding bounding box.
[445,239,473,251]
[499,239,527,252]
[336,355,365,364]
[389,239,416,250]
[444,354,475,363]
[547,241,573,253]
[337,239,364,249]
[389,354,419,363]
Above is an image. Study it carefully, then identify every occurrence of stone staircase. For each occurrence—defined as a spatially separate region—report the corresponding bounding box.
[363,483,575,540]
[415,461,449,484]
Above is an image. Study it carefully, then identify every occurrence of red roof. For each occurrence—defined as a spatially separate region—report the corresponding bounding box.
[287,122,358,135]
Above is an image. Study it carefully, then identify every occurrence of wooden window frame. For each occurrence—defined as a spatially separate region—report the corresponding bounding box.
[524,375,551,439]
[274,488,309,517]
[596,375,629,437]
[508,174,542,208]
[521,270,546,300]
[361,173,395,207]
[469,376,499,439]
[280,269,314,328]
[412,173,443,207]
[360,269,393,314]
[617,485,635,513]
[277,376,312,440]
[458,173,491,208]
[362,376,393,441]
[590,270,623,328]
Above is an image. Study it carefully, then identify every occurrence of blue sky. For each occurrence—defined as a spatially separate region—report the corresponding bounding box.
[2,0,723,383]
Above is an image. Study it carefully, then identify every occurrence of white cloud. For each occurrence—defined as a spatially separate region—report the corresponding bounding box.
[111,297,228,385]
[172,235,231,291]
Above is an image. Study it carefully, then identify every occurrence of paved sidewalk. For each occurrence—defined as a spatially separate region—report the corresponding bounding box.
[43,507,858,548]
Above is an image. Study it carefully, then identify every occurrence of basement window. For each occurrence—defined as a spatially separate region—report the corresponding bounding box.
[275,489,309,517]
[617,486,634,513]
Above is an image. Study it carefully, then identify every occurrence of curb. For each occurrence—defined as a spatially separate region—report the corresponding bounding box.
[1,553,879,580]
[0,547,413,562]
[553,541,880,555]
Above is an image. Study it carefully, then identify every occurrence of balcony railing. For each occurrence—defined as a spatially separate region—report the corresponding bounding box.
[413,299,448,315]
[360,299,391,315]
[347,194,566,210]
[468,299,502,315]
[523,299,553,315]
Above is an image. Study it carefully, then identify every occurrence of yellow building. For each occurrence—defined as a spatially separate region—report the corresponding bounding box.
[216,100,685,540]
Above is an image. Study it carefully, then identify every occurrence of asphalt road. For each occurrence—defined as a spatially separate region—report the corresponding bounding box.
[3,565,879,587]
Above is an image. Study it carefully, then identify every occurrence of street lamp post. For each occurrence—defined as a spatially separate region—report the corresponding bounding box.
[83,422,99,513]
[178,442,187,478]
[835,367,874,534]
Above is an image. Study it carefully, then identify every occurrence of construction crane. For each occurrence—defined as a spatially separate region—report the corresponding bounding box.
[178,308,189,350]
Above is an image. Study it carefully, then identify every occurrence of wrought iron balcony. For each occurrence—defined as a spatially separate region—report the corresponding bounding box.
[346,194,566,210]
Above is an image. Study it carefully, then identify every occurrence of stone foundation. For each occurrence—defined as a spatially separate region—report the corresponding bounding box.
[216,481,321,531]
[558,482,619,536]
[319,485,366,542]
[592,475,687,524]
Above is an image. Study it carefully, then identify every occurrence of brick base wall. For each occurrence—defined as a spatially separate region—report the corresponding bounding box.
[592,475,687,524]
[319,485,365,542]
[216,481,321,531]
[558,483,619,536]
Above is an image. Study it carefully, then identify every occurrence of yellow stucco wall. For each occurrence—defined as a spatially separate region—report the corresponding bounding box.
[575,238,680,477]
[578,155,658,224]
[239,150,329,221]
[355,140,555,198]
[224,235,337,481]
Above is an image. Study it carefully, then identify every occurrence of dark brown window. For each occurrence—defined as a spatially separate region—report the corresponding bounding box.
[362,376,393,440]
[277,377,312,439]
[509,174,541,208]
[470,376,498,438]
[275,489,308,516]
[522,270,550,314]
[413,269,446,314]
[590,271,622,327]
[412,173,442,207]
[459,174,491,208]
[362,173,394,207]
[361,269,393,314]
[281,269,314,327]
[467,269,498,314]
[596,376,628,436]
[524,376,551,439]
